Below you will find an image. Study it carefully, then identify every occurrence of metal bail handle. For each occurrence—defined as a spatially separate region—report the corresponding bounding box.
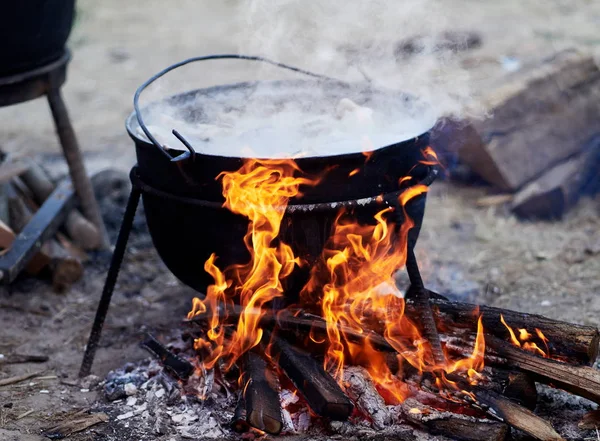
[132,54,339,161]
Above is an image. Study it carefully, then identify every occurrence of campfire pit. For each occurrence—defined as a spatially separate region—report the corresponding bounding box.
[81,55,600,441]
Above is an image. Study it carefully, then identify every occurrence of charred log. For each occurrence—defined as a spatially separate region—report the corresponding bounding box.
[419,294,600,365]
[485,334,600,405]
[140,333,194,380]
[269,333,354,421]
[231,393,249,433]
[401,397,508,441]
[474,388,564,441]
[242,352,283,435]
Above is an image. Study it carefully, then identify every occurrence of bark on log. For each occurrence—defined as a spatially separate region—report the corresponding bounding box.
[401,397,508,441]
[458,49,600,191]
[486,334,600,405]
[269,333,354,420]
[421,296,600,365]
[511,139,600,219]
[20,158,101,250]
[242,352,283,435]
[231,393,249,433]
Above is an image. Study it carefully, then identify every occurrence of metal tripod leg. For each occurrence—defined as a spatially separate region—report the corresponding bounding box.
[405,246,446,367]
[79,186,141,377]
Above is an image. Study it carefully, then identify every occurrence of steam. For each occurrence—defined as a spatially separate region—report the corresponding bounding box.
[232,0,475,117]
[134,0,478,158]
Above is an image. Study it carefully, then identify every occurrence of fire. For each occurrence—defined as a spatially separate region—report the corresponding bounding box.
[500,314,550,358]
[187,159,318,369]
[188,147,488,405]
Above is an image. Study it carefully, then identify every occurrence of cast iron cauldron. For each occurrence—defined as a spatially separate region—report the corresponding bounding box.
[127,55,438,295]
[0,0,76,76]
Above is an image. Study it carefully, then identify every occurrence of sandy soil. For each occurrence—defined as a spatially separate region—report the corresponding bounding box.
[0,1,599,440]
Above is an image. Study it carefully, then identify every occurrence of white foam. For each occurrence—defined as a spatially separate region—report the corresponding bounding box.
[133,81,436,159]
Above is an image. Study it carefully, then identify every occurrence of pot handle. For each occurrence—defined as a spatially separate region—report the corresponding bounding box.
[133,54,338,161]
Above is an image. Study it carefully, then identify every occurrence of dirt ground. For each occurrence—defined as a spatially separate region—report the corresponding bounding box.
[0,1,599,440]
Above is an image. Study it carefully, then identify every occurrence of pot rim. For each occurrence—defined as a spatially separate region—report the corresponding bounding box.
[126,79,437,162]
[131,164,438,212]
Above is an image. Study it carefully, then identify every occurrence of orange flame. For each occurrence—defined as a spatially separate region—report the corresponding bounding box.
[188,147,487,403]
[500,315,549,358]
[187,159,317,369]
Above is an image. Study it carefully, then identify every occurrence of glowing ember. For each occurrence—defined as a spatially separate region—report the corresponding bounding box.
[188,147,487,406]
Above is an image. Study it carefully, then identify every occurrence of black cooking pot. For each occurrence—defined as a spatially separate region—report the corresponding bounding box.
[127,55,437,295]
[0,0,76,76]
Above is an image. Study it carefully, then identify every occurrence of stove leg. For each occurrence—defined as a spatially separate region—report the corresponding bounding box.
[47,87,110,250]
[79,187,141,378]
[405,246,446,367]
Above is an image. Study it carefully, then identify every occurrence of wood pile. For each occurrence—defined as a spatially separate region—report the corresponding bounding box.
[432,49,600,219]
[0,153,101,291]
[176,290,600,440]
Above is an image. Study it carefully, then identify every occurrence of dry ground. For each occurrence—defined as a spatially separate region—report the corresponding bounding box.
[0,1,599,440]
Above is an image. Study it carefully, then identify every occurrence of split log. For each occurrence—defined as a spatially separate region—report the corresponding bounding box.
[342,366,391,429]
[5,180,83,289]
[0,219,15,256]
[231,393,250,433]
[401,397,508,441]
[242,352,283,435]
[42,239,84,292]
[20,158,101,249]
[511,138,600,219]
[140,333,194,380]
[419,295,600,365]
[485,334,600,405]
[458,49,600,191]
[269,333,354,420]
[474,388,564,441]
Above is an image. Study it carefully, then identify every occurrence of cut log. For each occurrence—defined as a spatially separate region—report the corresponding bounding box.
[140,333,194,380]
[511,139,600,219]
[20,158,101,250]
[458,49,600,191]
[0,219,15,256]
[269,333,354,420]
[474,388,564,441]
[485,334,600,405]
[342,366,391,429]
[186,296,599,366]
[421,295,600,365]
[231,393,249,433]
[401,397,508,441]
[42,239,84,292]
[242,352,283,435]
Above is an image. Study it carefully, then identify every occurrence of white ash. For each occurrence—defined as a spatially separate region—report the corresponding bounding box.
[133,80,436,159]
[343,366,392,430]
[99,343,598,440]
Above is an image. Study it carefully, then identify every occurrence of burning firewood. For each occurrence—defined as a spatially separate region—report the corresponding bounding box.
[485,335,600,405]
[241,352,283,435]
[342,366,391,429]
[140,333,194,381]
[269,333,354,421]
[401,397,508,441]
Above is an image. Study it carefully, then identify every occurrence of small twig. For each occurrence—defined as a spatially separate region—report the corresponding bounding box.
[0,371,45,387]
[0,353,49,365]
[16,409,35,420]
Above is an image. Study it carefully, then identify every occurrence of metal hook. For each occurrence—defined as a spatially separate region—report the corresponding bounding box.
[170,129,197,162]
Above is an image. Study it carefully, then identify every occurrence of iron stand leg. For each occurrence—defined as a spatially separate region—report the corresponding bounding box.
[47,86,110,249]
[405,246,446,367]
[79,185,141,377]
